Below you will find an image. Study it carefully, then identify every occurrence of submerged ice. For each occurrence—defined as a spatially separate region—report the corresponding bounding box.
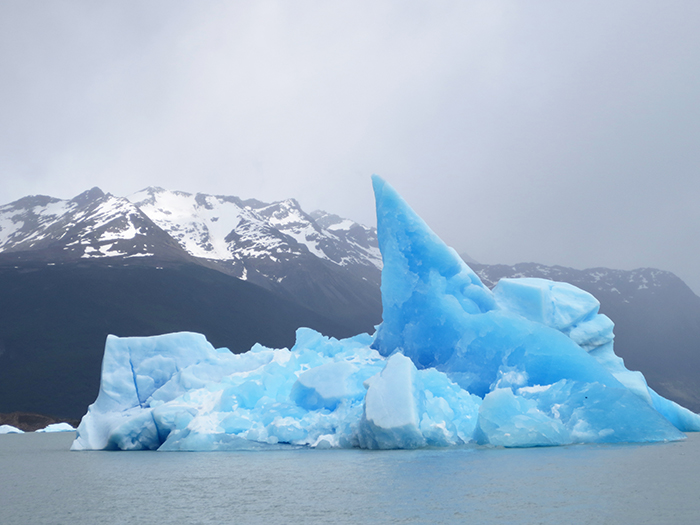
[72,176,700,451]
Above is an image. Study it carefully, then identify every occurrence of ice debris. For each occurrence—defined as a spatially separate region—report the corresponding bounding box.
[0,424,24,434]
[36,422,76,433]
[72,176,700,451]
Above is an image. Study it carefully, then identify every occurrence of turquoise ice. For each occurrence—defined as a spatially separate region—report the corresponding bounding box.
[72,177,700,451]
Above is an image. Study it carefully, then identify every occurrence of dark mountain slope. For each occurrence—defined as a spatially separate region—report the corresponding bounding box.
[0,260,362,419]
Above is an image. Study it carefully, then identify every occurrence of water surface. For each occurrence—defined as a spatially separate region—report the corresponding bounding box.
[2,432,699,524]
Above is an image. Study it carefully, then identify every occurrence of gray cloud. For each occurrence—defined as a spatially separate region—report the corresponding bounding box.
[1,1,699,293]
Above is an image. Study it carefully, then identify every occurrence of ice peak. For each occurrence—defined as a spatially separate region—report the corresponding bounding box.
[372,174,494,316]
[372,175,497,367]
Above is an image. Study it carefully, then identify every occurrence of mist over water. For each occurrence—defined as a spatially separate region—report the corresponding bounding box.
[2,432,699,524]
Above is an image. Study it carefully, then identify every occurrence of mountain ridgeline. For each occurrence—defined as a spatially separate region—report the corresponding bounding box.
[0,187,382,328]
[0,188,698,417]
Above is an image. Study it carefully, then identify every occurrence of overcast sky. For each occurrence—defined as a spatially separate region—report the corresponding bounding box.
[2,1,699,293]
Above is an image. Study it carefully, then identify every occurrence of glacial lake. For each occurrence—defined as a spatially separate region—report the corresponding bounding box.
[1,432,699,524]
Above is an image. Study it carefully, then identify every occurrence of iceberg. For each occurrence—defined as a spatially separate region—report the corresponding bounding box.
[0,424,24,434]
[72,176,700,451]
[36,422,76,433]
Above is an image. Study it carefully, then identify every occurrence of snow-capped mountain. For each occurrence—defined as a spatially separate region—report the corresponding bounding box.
[0,187,186,262]
[0,186,381,281]
[126,187,381,285]
[123,187,382,325]
[0,186,380,274]
[0,187,383,330]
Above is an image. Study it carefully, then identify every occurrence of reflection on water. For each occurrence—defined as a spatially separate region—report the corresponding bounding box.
[1,432,699,524]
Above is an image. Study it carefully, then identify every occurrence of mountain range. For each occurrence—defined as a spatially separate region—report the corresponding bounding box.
[0,186,382,327]
[0,187,698,418]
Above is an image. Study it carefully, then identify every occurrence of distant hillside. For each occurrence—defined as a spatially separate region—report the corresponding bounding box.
[0,260,362,419]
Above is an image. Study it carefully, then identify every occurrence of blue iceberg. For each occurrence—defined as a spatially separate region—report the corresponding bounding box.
[72,176,700,451]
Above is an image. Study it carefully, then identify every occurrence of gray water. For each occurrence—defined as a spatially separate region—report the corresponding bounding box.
[1,432,699,524]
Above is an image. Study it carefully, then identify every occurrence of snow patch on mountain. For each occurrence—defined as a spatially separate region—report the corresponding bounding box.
[128,188,254,260]
[127,187,382,281]
[0,189,160,259]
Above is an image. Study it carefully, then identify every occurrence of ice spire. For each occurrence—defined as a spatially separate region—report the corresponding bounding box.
[372,176,639,396]
[371,175,496,367]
